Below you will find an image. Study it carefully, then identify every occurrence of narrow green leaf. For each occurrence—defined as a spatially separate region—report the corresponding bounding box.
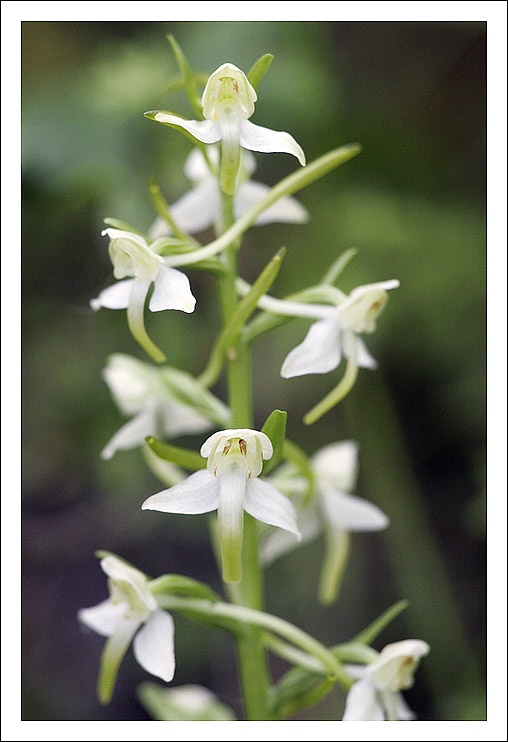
[167,35,203,117]
[247,53,274,91]
[145,436,206,471]
[352,600,410,646]
[261,410,287,475]
[198,248,286,388]
[148,574,222,602]
[321,247,358,285]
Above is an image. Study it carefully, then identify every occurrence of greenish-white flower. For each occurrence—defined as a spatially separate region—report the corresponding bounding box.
[149,146,308,240]
[261,441,388,602]
[151,63,305,194]
[100,353,230,460]
[142,428,300,583]
[342,639,430,720]
[280,280,400,378]
[78,555,176,704]
[91,228,196,362]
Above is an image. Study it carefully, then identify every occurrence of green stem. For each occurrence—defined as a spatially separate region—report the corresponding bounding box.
[215,191,272,719]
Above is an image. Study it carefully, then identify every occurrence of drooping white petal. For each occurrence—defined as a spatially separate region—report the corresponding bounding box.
[160,400,212,438]
[98,615,142,704]
[281,318,341,378]
[102,354,154,415]
[90,279,134,311]
[217,465,247,547]
[260,503,321,565]
[342,677,385,721]
[244,478,301,537]
[154,113,221,144]
[239,119,306,165]
[319,486,389,532]
[149,265,196,313]
[235,180,309,225]
[78,598,126,637]
[133,609,176,682]
[351,336,378,369]
[101,406,157,460]
[312,440,358,491]
[141,469,219,514]
[393,691,416,720]
[184,146,219,181]
[169,180,220,234]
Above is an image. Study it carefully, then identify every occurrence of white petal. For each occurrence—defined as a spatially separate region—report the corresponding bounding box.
[342,677,385,721]
[235,180,309,225]
[320,486,389,532]
[344,334,378,370]
[154,113,221,144]
[133,610,176,682]
[184,146,218,181]
[281,318,341,378]
[394,692,416,720]
[101,407,157,460]
[160,401,212,438]
[369,640,430,692]
[200,429,272,460]
[169,181,220,234]
[260,504,321,565]
[149,266,196,313]
[141,469,219,514]
[78,598,126,637]
[240,120,306,165]
[218,466,247,545]
[244,478,301,537]
[90,279,134,311]
[312,440,358,491]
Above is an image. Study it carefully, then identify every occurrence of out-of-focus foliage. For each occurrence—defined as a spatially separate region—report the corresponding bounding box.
[22,21,485,721]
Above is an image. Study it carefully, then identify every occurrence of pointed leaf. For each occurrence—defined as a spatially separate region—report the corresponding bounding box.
[145,436,206,471]
[247,53,274,91]
[261,409,287,474]
[167,35,203,117]
[352,600,410,646]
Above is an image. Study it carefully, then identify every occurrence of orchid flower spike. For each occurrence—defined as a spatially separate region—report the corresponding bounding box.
[90,228,196,363]
[100,353,230,460]
[151,63,305,194]
[261,441,389,603]
[149,146,308,240]
[342,639,430,721]
[142,428,300,583]
[78,555,176,704]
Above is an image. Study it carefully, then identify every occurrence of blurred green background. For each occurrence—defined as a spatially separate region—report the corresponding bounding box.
[22,21,486,721]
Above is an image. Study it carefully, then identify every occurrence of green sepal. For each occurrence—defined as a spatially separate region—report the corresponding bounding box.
[166,34,203,117]
[247,53,274,91]
[148,573,222,602]
[352,599,410,646]
[138,682,236,721]
[261,409,287,475]
[145,436,206,471]
[103,217,146,238]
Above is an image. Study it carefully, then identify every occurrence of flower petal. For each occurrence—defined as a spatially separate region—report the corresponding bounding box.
[240,120,306,165]
[98,615,141,704]
[281,318,341,378]
[393,692,416,720]
[312,440,358,491]
[78,598,126,637]
[235,180,309,226]
[350,336,378,370]
[244,478,301,537]
[319,486,389,532]
[149,265,196,313]
[101,407,157,460]
[160,401,212,438]
[133,609,176,682]
[260,503,321,565]
[90,279,134,311]
[141,469,219,514]
[154,113,221,144]
[342,677,385,721]
[169,180,220,234]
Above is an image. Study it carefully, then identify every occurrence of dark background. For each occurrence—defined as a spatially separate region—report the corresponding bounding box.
[22,20,486,721]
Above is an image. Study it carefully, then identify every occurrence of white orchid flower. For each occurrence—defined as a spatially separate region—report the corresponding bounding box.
[342,639,430,721]
[149,147,308,241]
[151,63,305,194]
[142,428,300,583]
[280,280,400,379]
[78,555,176,704]
[100,353,230,460]
[90,228,196,363]
[138,683,236,721]
[261,441,388,602]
